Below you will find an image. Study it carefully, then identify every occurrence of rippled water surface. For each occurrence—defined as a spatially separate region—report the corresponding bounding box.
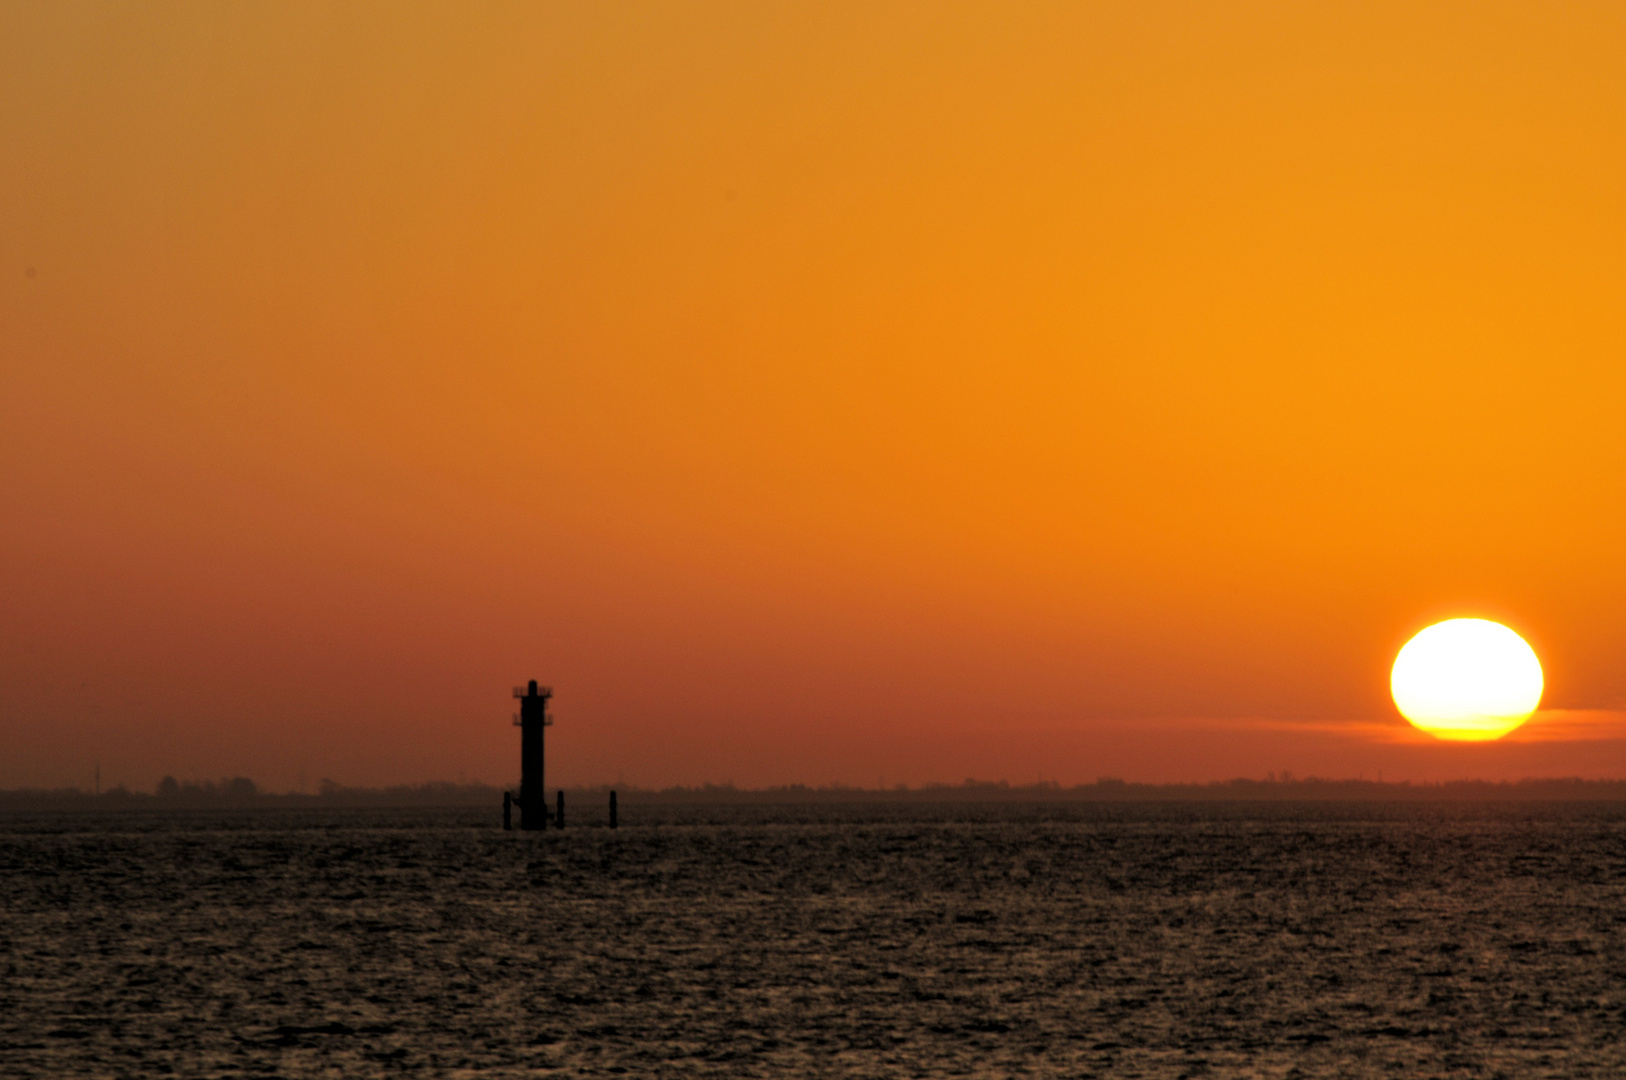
[4,801,1626,1077]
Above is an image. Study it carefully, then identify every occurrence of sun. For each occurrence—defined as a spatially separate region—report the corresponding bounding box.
[1390,618,1543,741]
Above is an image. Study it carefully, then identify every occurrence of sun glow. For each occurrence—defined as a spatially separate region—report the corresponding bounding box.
[1390,619,1543,741]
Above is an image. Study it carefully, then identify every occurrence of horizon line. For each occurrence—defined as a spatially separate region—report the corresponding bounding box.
[9,774,1626,805]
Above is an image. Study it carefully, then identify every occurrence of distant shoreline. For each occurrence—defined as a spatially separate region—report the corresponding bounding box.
[4,775,1626,811]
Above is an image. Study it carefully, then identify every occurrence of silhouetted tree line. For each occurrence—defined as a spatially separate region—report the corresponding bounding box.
[155,776,259,801]
[3,774,1626,811]
[609,776,1626,803]
[0,778,506,810]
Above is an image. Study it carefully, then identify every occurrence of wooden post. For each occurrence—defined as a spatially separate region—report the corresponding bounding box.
[555,789,565,829]
[502,790,512,831]
[609,789,618,829]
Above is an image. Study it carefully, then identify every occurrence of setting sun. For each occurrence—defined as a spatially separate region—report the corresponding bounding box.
[1391,619,1544,741]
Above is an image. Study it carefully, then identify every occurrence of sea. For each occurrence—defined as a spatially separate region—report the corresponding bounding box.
[3,800,1625,1078]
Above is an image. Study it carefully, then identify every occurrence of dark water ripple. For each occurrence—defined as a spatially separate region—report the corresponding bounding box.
[3,802,1626,1077]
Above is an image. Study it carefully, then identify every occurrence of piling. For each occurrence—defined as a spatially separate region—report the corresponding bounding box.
[609,789,618,829]
[502,790,512,831]
[555,790,565,829]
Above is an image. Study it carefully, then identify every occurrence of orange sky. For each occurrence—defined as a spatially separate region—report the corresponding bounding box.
[5,2,1626,791]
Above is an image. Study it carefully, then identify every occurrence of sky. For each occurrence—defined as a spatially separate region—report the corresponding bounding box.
[5,2,1626,792]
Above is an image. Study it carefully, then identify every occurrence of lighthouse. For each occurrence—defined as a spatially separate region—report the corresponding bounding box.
[513,680,552,830]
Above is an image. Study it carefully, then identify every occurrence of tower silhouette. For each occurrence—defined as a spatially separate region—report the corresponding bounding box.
[514,680,553,831]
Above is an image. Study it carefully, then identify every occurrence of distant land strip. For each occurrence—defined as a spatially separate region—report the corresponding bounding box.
[4,776,1626,810]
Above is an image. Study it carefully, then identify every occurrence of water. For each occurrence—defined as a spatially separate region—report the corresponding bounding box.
[3,801,1625,1077]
